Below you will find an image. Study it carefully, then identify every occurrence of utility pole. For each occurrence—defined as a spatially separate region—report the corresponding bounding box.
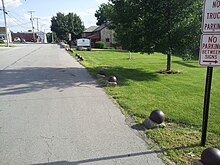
[28,11,35,42]
[1,0,9,47]
[34,17,40,32]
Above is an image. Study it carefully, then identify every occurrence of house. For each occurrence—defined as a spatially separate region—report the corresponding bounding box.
[11,32,38,42]
[82,24,115,47]
[0,27,12,42]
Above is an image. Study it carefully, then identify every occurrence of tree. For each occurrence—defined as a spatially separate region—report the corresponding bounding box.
[51,12,84,42]
[46,32,57,43]
[95,3,113,25]
[108,0,203,71]
[67,13,85,40]
[51,12,68,41]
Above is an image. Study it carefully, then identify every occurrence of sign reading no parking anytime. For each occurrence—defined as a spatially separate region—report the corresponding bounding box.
[200,34,220,66]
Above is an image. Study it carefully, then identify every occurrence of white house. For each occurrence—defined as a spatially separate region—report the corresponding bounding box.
[0,27,12,42]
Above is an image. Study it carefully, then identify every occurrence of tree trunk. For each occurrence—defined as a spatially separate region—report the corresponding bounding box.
[166,52,171,71]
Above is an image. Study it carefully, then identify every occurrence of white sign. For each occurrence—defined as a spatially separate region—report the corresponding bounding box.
[76,38,90,47]
[200,34,220,66]
[68,33,71,41]
[202,0,220,33]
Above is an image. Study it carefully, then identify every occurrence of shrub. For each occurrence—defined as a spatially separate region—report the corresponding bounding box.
[0,40,5,44]
[95,41,106,49]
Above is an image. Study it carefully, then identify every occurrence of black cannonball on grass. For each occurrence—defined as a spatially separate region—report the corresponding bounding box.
[108,76,117,82]
[201,148,220,165]
[80,56,84,61]
[149,110,165,124]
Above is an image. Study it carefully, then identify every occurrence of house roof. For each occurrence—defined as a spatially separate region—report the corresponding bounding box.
[84,26,98,33]
[93,24,106,32]
[84,24,107,33]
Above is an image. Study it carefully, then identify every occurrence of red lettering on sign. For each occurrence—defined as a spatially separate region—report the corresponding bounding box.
[202,50,207,54]
[213,1,220,8]
[208,36,218,43]
[204,23,220,30]
[207,12,220,19]
[202,43,220,49]
[205,55,217,59]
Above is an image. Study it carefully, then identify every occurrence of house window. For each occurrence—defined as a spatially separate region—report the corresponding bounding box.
[106,38,110,42]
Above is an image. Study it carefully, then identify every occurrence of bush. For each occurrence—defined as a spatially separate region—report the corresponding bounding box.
[0,40,5,44]
[95,41,106,49]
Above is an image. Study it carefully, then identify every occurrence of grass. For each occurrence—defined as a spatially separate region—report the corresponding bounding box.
[71,49,220,164]
[0,44,15,47]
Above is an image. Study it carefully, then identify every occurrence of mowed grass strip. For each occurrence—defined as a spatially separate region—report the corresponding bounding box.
[71,50,220,164]
[74,50,220,133]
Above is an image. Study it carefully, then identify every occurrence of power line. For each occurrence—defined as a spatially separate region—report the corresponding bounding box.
[8,11,29,25]
[7,14,30,29]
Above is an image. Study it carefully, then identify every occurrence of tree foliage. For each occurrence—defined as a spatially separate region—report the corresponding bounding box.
[95,3,113,25]
[100,0,203,70]
[51,12,84,42]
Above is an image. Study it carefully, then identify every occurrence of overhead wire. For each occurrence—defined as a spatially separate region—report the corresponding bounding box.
[4,9,31,30]
[7,13,31,29]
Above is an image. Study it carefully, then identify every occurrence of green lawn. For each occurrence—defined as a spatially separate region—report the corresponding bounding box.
[71,50,220,164]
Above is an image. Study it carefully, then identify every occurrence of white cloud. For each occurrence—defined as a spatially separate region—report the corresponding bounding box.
[39,16,51,32]
[78,8,97,27]
[0,0,22,9]
[95,0,108,5]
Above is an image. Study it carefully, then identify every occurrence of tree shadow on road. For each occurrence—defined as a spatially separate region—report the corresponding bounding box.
[0,67,98,96]
[0,66,159,96]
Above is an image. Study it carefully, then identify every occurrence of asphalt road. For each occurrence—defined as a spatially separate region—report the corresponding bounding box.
[0,44,164,165]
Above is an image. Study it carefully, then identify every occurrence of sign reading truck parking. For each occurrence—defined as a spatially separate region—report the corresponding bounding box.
[200,34,220,66]
[202,0,220,33]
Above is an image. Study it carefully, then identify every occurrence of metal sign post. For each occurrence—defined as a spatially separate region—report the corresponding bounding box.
[201,67,213,146]
[199,0,220,146]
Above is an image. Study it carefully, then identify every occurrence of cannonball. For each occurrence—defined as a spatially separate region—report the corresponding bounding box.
[79,56,84,61]
[149,110,165,124]
[108,76,117,82]
[201,148,220,165]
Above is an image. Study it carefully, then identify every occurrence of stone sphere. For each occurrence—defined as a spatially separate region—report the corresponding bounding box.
[149,110,165,124]
[108,76,117,82]
[201,148,220,165]
[80,56,84,61]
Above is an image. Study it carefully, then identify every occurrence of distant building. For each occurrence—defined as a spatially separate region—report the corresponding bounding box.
[0,27,12,42]
[37,31,47,43]
[11,32,37,42]
[82,24,115,47]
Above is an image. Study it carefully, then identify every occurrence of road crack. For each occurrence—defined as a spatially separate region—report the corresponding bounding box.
[40,135,54,163]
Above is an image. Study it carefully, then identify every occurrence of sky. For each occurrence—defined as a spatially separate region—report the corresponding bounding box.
[0,0,108,33]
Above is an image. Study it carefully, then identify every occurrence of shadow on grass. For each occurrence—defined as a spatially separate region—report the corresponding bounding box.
[173,61,200,68]
[88,66,159,86]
